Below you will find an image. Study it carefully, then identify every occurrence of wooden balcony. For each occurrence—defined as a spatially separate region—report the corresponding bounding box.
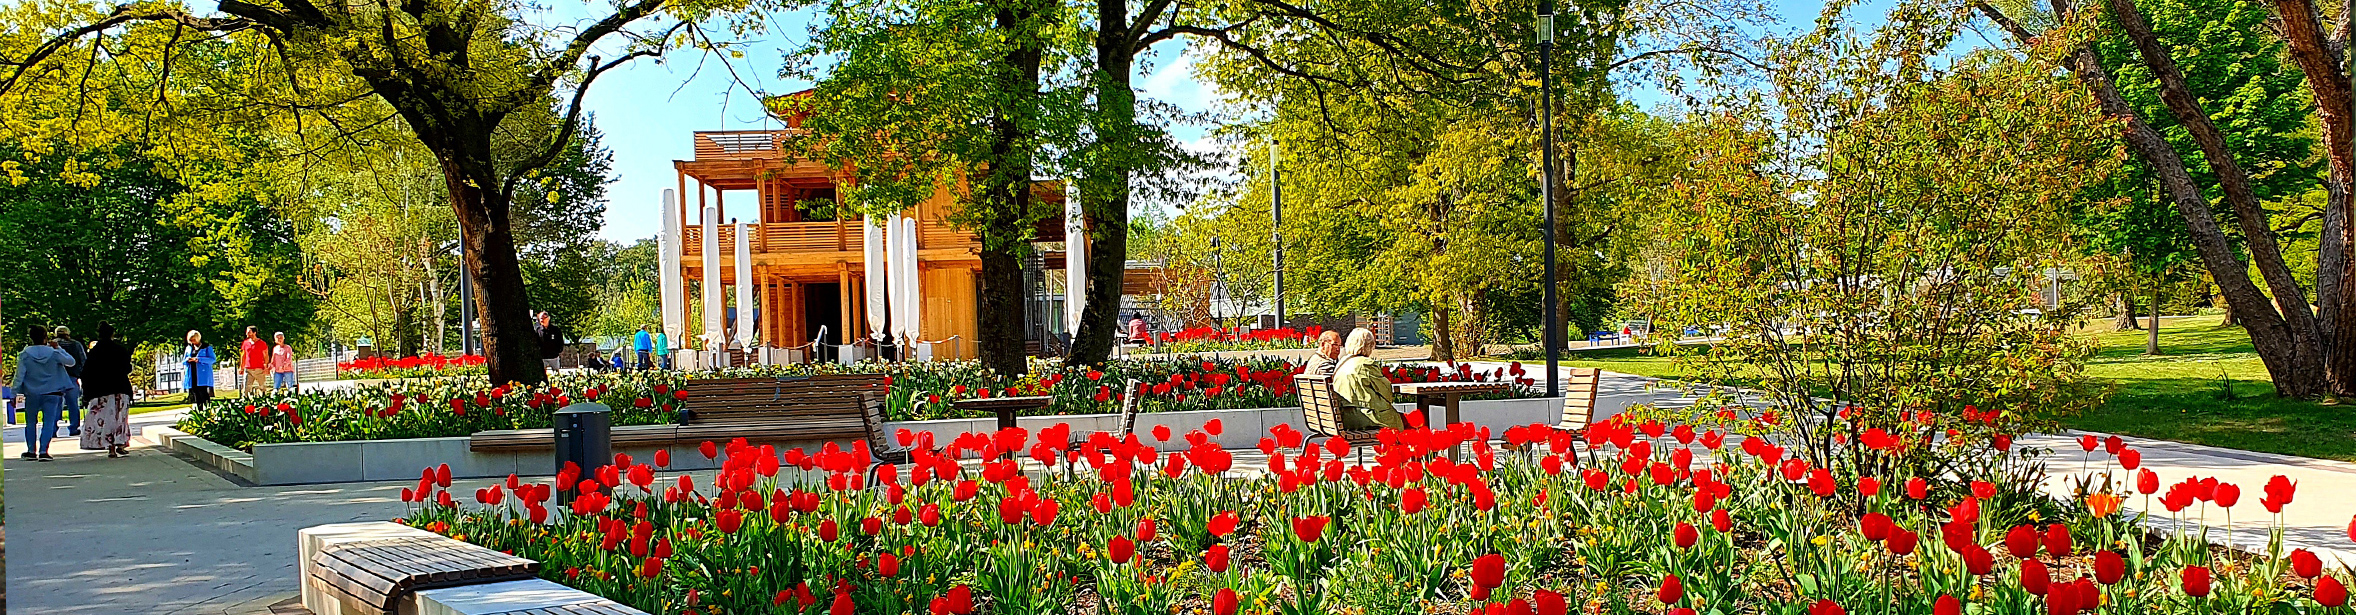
[693,130,803,161]
[682,219,980,257]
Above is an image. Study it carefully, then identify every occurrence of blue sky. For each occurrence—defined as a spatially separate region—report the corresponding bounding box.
[576,0,1835,243]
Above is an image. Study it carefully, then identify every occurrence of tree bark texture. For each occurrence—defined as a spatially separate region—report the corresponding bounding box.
[1978,0,2326,396]
[2147,285,2161,355]
[2264,0,2356,395]
[2114,291,2140,331]
[976,0,1049,377]
[1064,0,1141,367]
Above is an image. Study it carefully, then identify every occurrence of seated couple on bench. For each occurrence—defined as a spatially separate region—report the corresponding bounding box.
[1297,329,1407,440]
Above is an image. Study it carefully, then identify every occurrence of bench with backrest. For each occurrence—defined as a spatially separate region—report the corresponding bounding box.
[1557,367,1604,439]
[307,534,539,615]
[470,374,906,461]
[1293,374,1382,447]
[1068,379,1145,451]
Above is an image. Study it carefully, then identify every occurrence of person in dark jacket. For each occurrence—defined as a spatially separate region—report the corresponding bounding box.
[79,324,137,457]
[53,325,87,436]
[535,311,565,372]
[14,325,79,461]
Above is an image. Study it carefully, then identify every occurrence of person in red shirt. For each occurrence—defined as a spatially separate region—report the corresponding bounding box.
[239,326,269,395]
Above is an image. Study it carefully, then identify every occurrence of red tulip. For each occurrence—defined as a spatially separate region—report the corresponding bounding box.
[2181,565,2211,597]
[1887,528,1918,555]
[1906,477,1928,500]
[1208,510,1239,537]
[1205,545,1230,572]
[699,441,719,460]
[878,552,901,577]
[1711,508,1733,533]
[1108,535,1134,564]
[831,589,854,615]
[1535,589,1566,615]
[2317,575,2347,607]
[2043,523,2073,558]
[1675,522,1698,549]
[2118,448,2141,470]
[2137,469,2159,495]
[637,556,664,579]
[1292,516,1331,543]
[1402,487,1428,515]
[1029,497,1059,526]
[1212,588,1239,615]
[1860,513,1892,542]
[2212,482,2240,508]
[819,519,839,542]
[1471,553,1506,589]
[2005,525,2040,559]
[2094,550,2124,584]
[2290,548,2322,579]
[1657,574,1684,605]
[1934,595,1961,615]
[2078,434,2098,451]
[1963,546,1994,575]
[1971,480,1997,499]
[2261,475,2295,513]
[1808,599,1845,615]
[2021,559,2051,595]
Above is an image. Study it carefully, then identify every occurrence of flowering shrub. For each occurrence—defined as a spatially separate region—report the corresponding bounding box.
[177,358,1538,448]
[396,415,2352,615]
[339,353,489,379]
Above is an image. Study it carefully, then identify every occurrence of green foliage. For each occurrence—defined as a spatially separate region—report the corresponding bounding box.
[1632,24,2121,474]
[0,143,313,355]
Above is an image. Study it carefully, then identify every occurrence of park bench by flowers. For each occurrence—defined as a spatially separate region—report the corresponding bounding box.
[468,374,906,462]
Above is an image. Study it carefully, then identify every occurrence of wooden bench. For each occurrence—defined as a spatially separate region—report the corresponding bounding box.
[308,535,538,615]
[1069,380,1144,450]
[1557,367,1604,438]
[470,374,907,463]
[1293,374,1382,447]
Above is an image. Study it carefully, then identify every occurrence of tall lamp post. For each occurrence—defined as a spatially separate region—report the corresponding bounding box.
[1210,237,1226,329]
[1271,138,1285,329]
[1537,3,1561,398]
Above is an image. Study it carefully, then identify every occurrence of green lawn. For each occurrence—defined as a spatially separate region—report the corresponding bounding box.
[1515,315,2356,462]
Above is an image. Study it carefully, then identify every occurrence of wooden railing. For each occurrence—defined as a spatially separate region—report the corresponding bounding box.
[682,218,982,257]
[692,130,803,160]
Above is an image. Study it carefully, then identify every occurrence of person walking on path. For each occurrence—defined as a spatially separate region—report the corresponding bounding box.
[635,325,654,371]
[79,324,136,457]
[535,312,565,372]
[182,330,217,412]
[654,329,671,370]
[52,325,87,436]
[238,326,268,396]
[270,332,297,390]
[14,325,79,461]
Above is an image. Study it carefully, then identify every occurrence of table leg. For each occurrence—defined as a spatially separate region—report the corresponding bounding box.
[1415,396,1432,429]
[997,409,1016,432]
[1445,393,1463,461]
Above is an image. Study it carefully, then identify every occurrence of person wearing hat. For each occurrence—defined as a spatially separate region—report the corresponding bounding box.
[51,325,87,436]
[80,323,137,457]
[182,330,218,412]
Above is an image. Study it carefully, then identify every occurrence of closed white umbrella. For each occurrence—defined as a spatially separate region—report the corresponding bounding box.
[895,215,922,349]
[659,190,685,350]
[701,205,723,365]
[734,221,755,348]
[863,216,887,344]
[1064,185,1086,344]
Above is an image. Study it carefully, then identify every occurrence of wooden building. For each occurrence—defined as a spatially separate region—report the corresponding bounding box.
[669,126,1067,361]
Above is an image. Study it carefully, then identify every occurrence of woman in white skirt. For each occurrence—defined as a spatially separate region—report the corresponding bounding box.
[80,323,137,457]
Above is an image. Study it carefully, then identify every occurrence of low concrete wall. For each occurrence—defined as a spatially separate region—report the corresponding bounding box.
[154,396,1568,485]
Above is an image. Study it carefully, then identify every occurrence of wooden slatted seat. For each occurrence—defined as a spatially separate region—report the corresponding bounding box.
[1070,380,1145,451]
[308,535,538,615]
[470,374,903,460]
[1293,374,1381,447]
[1557,367,1604,437]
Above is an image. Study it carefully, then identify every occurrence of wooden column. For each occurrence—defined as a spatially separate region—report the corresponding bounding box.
[837,264,853,350]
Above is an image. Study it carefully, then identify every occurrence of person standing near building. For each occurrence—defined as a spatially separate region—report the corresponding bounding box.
[81,323,136,457]
[14,325,78,461]
[239,326,268,396]
[654,328,671,370]
[270,331,297,390]
[183,330,217,412]
[634,325,654,371]
[52,325,87,436]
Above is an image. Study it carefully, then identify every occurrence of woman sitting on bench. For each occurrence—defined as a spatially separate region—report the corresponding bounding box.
[1331,328,1406,430]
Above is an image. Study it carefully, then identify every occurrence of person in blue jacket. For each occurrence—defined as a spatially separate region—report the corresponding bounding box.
[181,330,218,412]
[14,325,80,461]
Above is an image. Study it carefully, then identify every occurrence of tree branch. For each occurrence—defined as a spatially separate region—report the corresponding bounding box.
[0,6,254,96]
[1610,44,1770,72]
[513,0,670,111]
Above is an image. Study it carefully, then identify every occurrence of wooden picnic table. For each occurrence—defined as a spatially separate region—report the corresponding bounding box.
[953,396,1057,431]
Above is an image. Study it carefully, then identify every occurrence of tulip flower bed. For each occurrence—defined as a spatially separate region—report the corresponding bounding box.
[177,357,1539,450]
[394,414,2352,615]
[1146,326,1322,354]
[338,352,490,379]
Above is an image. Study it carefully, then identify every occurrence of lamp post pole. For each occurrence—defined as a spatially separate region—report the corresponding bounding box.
[1271,138,1285,330]
[1211,237,1226,329]
[1538,3,1561,398]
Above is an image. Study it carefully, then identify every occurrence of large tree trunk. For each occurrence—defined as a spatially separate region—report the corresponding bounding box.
[1430,304,1456,362]
[975,0,1048,377]
[1065,0,1138,367]
[2263,0,2356,395]
[2114,290,2140,331]
[1976,0,2328,397]
[2147,283,2162,355]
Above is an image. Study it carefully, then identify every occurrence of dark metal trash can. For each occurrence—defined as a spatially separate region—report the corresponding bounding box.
[554,402,612,505]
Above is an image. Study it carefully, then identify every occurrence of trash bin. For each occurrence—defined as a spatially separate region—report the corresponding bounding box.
[554,402,612,505]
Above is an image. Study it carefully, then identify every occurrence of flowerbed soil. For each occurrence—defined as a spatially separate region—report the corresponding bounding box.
[394,412,2352,615]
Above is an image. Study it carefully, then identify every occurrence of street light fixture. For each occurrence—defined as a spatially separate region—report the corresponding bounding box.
[1537,4,1561,398]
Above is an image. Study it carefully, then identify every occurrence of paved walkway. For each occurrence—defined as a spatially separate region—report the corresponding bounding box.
[2,369,2349,613]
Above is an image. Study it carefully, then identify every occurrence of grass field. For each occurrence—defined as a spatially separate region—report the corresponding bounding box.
[1529,315,2356,462]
